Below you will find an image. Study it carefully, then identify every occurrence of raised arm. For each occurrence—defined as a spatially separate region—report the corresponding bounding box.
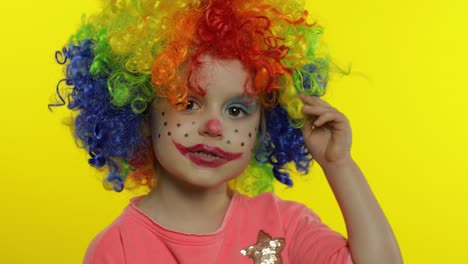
[299,93,402,264]
[321,157,402,263]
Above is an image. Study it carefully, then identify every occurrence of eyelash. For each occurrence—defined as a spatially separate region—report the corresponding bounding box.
[183,99,249,118]
[185,99,200,111]
[226,105,248,118]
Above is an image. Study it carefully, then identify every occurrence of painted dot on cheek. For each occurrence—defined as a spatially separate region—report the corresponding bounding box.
[184,133,189,137]
[234,129,238,133]
[168,131,171,136]
[158,133,160,138]
[162,112,165,116]
[241,142,244,147]
[177,123,181,127]
[249,133,252,138]
[164,122,167,126]
[227,140,231,144]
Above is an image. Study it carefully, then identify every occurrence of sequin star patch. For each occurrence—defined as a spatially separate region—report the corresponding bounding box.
[240,230,285,264]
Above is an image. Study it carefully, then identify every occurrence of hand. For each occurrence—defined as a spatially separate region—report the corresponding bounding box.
[298,93,353,168]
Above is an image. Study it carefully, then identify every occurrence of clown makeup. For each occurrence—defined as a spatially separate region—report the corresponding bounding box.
[150,54,261,189]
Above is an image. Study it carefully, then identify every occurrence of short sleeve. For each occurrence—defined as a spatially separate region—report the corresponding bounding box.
[284,204,353,264]
[83,227,126,264]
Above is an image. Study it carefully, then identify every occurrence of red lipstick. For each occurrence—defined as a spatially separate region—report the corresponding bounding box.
[173,140,243,168]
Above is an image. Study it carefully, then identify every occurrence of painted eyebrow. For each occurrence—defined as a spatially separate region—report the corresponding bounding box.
[228,95,258,105]
[186,93,259,111]
[227,96,259,112]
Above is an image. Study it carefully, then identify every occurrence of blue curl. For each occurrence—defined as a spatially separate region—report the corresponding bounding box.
[302,64,316,89]
[299,60,328,96]
[55,49,68,65]
[106,173,124,192]
[260,105,311,187]
[48,79,67,111]
[58,39,148,191]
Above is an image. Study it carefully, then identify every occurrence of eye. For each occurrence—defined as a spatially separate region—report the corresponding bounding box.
[226,105,248,118]
[184,99,201,111]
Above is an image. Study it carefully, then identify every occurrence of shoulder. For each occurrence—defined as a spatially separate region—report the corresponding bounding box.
[237,192,351,262]
[83,212,127,264]
[235,191,323,234]
[240,192,321,221]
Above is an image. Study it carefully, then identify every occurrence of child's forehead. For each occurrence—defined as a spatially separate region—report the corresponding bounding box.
[188,88,259,104]
[186,55,256,99]
[192,55,250,80]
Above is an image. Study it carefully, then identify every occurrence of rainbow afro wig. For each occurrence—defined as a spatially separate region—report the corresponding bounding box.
[50,0,330,195]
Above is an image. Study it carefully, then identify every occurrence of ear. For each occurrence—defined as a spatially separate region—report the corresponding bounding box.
[257,107,266,140]
[144,102,156,138]
[142,119,152,138]
[146,97,165,137]
[251,108,266,154]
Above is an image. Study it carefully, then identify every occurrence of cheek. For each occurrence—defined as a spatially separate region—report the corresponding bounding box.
[153,110,198,142]
[151,111,200,172]
[222,121,259,153]
[152,106,260,155]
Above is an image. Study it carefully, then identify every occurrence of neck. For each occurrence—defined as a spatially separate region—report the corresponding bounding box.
[137,164,233,234]
[152,176,233,216]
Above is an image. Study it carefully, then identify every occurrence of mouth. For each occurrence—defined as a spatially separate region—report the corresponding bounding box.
[191,150,224,159]
[173,140,243,167]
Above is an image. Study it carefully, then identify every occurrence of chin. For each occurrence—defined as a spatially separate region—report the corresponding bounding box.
[156,155,247,190]
[179,163,242,188]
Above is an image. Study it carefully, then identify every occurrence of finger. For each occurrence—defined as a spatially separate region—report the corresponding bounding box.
[301,104,330,116]
[301,104,330,123]
[313,111,348,128]
[298,93,332,108]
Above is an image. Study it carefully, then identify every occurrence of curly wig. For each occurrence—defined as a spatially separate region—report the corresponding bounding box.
[50,0,330,195]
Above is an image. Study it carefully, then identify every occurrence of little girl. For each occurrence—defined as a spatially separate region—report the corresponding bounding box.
[50,0,402,263]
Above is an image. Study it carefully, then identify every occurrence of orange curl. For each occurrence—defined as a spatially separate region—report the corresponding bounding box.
[127,143,156,191]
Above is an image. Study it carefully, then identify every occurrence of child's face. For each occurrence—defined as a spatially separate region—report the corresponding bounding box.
[150,54,261,189]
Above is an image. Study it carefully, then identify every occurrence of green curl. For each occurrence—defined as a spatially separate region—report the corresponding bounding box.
[90,29,113,75]
[107,71,153,112]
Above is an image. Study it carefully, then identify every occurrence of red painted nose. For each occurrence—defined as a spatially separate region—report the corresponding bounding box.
[204,118,223,137]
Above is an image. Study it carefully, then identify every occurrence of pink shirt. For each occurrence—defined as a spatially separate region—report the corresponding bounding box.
[84,192,353,264]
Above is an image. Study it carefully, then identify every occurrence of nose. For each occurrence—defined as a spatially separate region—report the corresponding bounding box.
[200,118,224,138]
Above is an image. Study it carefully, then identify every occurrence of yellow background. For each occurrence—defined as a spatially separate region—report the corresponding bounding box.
[1,0,467,263]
